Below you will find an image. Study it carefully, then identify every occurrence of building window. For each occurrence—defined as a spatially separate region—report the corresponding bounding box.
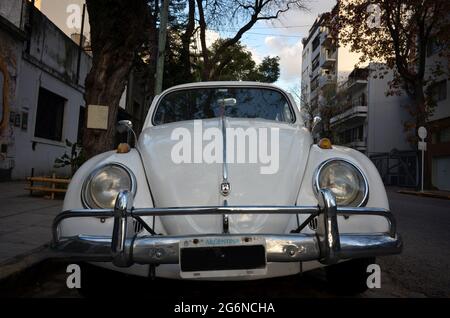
[77,106,85,144]
[34,88,66,141]
[312,55,320,71]
[311,76,319,92]
[430,80,447,103]
[312,35,320,51]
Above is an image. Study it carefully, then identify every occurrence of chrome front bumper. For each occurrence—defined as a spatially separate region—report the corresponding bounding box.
[52,189,402,267]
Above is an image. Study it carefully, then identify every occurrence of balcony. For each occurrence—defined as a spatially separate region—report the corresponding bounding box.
[330,106,368,127]
[321,32,334,48]
[347,68,369,92]
[319,74,337,89]
[320,51,336,69]
[347,78,368,93]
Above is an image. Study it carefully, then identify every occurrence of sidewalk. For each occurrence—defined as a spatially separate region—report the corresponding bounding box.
[0,181,62,279]
[396,188,450,200]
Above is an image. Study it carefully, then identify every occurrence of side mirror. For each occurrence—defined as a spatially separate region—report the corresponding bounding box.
[116,120,137,145]
[117,120,133,133]
[311,116,322,133]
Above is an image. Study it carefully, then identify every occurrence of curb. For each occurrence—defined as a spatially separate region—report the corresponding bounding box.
[0,243,51,282]
[397,190,450,200]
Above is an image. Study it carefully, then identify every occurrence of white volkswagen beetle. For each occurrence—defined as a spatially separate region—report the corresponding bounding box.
[53,82,401,294]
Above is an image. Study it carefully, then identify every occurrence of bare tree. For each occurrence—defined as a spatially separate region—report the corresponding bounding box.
[336,0,450,142]
[196,0,309,81]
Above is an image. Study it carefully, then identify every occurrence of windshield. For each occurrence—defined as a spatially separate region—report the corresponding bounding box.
[153,87,295,125]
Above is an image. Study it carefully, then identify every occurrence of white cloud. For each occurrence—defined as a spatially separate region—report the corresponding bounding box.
[247,46,263,64]
[192,29,221,50]
[264,36,302,83]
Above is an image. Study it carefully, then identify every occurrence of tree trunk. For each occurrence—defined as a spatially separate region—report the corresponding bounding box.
[414,80,427,130]
[83,53,134,159]
[196,0,210,81]
[180,0,195,81]
[82,0,151,159]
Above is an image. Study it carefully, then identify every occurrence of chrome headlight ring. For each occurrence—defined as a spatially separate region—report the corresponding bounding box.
[82,162,137,209]
[313,158,369,207]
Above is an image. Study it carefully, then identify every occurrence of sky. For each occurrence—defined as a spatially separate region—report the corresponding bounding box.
[222,0,337,92]
[38,0,338,92]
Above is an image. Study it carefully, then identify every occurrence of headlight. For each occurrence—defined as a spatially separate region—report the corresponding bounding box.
[314,159,368,207]
[82,163,136,209]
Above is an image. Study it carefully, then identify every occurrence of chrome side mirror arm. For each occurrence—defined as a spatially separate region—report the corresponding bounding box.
[117,120,138,145]
[311,116,322,134]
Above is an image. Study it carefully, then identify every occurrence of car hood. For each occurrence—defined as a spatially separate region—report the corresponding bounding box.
[138,118,312,234]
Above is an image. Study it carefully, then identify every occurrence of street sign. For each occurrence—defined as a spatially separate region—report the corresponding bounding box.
[418,126,427,140]
[418,141,427,151]
[418,126,427,192]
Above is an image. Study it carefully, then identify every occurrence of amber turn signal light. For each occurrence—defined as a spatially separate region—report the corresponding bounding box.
[318,138,332,149]
[117,143,131,153]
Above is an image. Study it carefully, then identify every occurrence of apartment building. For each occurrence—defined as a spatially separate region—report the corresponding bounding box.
[301,13,361,119]
[424,35,450,190]
[300,11,417,187]
[330,63,412,155]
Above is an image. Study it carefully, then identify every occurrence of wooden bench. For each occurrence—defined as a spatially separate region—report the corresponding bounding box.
[26,173,71,200]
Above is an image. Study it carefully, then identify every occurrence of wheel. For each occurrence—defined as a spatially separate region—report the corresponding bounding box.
[325,257,376,295]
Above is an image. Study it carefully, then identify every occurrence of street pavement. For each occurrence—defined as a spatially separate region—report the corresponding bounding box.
[376,189,450,297]
[0,181,62,271]
[0,186,449,297]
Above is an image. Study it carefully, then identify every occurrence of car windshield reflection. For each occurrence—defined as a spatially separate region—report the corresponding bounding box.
[153,87,294,125]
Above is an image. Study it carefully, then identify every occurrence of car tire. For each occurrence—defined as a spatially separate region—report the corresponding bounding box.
[325,257,376,295]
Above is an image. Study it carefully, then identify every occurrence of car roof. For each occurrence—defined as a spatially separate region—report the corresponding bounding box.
[162,81,286,93]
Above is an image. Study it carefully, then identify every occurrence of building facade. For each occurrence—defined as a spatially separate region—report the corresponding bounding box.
[0,0,148,180]
[301,13,361,113]
[425,33,450,191]
[300,10,419,188]
[331,64,413,155]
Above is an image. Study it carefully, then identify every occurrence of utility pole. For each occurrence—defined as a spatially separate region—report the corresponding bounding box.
[76,3,86,85]
[154,0,169,95]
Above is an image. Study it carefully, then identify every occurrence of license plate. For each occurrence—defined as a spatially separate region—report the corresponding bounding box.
[179,236,267,279]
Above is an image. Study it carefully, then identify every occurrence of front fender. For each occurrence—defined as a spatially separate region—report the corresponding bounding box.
[60,149,166,239]
[63,149,154,211]
[288,144,390,235]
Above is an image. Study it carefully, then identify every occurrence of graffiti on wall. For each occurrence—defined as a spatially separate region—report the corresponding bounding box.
[0,43,16,169]
[0,58,9,133]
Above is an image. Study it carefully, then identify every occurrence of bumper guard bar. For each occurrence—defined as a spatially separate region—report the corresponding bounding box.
[52,189,402,267]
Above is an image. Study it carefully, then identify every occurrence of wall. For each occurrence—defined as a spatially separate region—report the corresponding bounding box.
[0,4,92,180]
[366,63,413,154]
[12,60,85,179]
[0,0,24,29]
[0,17,24,179]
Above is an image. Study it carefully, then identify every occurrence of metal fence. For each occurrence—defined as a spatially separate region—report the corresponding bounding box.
[370,150,419,187]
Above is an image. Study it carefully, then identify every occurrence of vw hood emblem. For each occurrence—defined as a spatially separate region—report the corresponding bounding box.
[220,182,231,196]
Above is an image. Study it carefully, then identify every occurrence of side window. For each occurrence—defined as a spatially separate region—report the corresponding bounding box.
[34,88,66,141]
